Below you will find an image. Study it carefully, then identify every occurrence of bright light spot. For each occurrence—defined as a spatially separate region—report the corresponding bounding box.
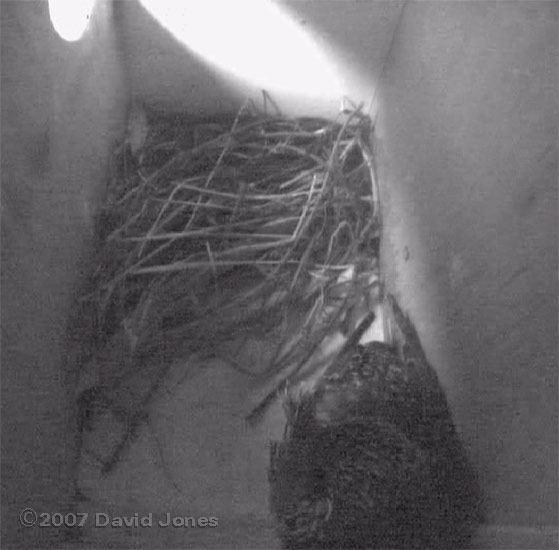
[49,0,95,42]
[139,0,343,99]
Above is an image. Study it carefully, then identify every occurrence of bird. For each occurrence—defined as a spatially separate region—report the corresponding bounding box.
[268,294,482,549]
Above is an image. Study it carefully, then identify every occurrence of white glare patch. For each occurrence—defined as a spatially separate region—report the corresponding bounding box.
[49,0,95,42]
[139,0,343,98]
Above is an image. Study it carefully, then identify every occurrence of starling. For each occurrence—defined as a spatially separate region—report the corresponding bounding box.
[268,294,482,549]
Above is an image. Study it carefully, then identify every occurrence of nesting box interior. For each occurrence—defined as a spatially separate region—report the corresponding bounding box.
[1,1,557,548]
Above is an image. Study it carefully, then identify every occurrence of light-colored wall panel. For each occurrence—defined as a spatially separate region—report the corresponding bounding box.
[1,1,127,546]
[376,0,558,528]
[115,0,404,117]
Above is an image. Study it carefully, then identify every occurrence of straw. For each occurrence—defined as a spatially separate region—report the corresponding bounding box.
[76,97,381,440]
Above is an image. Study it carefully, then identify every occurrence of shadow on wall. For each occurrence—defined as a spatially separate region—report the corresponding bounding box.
[1,0,128,547]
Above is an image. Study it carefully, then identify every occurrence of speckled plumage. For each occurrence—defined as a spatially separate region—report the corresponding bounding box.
[269,295,482,549]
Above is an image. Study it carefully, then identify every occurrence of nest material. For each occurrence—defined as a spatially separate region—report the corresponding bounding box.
[79,100,381,389]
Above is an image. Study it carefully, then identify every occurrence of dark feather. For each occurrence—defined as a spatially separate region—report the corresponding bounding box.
[268,294,482,549]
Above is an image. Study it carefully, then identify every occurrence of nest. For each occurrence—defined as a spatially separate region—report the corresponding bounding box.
[77,99,382,432]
